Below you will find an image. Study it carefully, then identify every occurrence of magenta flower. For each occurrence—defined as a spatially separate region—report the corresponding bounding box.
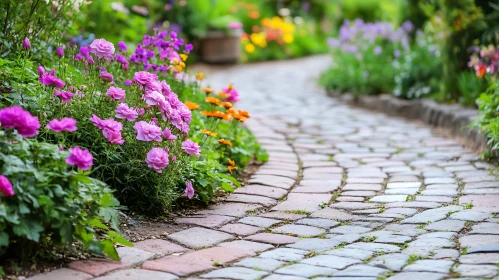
[66,147,93,170]
[222,86,240,103]
[89,115,124,144]
[184,181,194,199]
[38,66,66,88]
[46,118,77,132]
[162,128,177,140]
[102,128,124,144]
[124,80,132,86]
[143,90,167,107]
[100,71,114,82]
[89,38,115,58]
[145,147,169,173]
[54,90,74,102]
[118,41,127,52]
[182,140,200,157]
[0,175,14,197]
[115,103,138,121]
[132,71,158,86]
[185,44,193,53]
[90,114,105,129]
[0,106,40,137]
[56,47,64,57]
[133,121,162,142]
[22,38,31,50]
[106,86,126,102]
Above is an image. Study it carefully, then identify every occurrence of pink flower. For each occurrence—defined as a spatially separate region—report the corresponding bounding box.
[102,129,124,144]
[0,106,40,137]
[23,38,31,50]
[89,38,115,58]
[54,90,74,102]
[46,118,77,132]
[145,147,169,173]
[182,140,200,157]
[38,66,65,88]
[133,121,162,142]
[132,71,157,86]
[66,147,93,170]
[222,86,240,103]
[115,103,138,121]
[136,108,145,116]
[0,175,14,197]
[106,86,126,102]
[228,22,243,29]
[89,114,105,129]
[100,71,114,82]
[178,103,192,124]
[143,90,167,107]
[184,181,194,199]
[162,128,177,140]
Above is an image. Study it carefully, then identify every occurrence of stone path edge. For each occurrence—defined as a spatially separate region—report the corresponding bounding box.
[331,92,488,153]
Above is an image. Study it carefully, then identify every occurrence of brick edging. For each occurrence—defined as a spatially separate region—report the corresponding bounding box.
[330,93,488,153]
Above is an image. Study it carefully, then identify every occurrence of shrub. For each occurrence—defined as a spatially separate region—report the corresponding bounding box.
[394,30,442,100]
[0,112,128,263]
[321,20,412,95]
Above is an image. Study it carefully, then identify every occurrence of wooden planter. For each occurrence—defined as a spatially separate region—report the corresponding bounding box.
[200,30,242,64]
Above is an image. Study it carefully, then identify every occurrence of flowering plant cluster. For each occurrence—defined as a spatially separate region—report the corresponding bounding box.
[242,16,295,54]
[321,19,413,95]
[468,45,499,80]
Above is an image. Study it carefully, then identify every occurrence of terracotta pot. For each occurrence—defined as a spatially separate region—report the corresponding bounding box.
[200,30,242,64]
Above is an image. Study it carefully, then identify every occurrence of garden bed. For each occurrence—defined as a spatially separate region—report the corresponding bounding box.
[331,93,488,153]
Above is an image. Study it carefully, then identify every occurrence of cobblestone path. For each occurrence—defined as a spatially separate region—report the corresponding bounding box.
[30,56,499,280]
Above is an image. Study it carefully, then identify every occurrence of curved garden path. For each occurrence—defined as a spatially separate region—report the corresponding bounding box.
[30,56,499,280]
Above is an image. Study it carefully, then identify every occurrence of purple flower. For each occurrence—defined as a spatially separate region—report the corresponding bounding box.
[133,121,162,142]
[46,118,77,132]
[145,147,169,173]
[89,38,115,58]
[80,46,90,58]
[0,175,14,197]
[100,71,114,82]
[143,90,167,107]
[185,43,193,53]
[54,90,74,102]
[133,71,158,86]
[118,41,127,52]
[56,47,64,57]
[182,139,200,157]
[106,86,126,102]
[89,115,124,144]
[115,103,138,121]
[0,106,40,137]
[103,129,124,144]
[66,147,93,170]
[170,31,177,40]
[124,80,132,86]
[184,181,194,199]
[374,46,382,55]
[38,66,65,88]
[162,128,177,140]
[23,38,31,50]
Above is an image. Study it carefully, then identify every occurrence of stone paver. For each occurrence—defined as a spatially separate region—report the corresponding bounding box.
[32,56,499,280]
[27,268,92,280]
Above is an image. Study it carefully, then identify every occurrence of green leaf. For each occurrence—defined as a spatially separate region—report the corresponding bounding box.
[0,232,9,246]
[59,223,73,243]
[108,231,133,247]
[88,218,109,230]
[13,220,43,242]
[219,174,241,188]
[100,240,120,260]
[220,182,235,192]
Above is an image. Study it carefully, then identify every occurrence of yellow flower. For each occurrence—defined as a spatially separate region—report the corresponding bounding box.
[206,97,221,105]
[283,34,294,44]
[218,91,230,99]
[228,158,235,166]
[201,129,217,137]
[250,33,267,48]
[180,54,188,61]
[185,101,200,110]
[228,165,238,174]
[218,139,233,146]
[196,72,204,81]
[245,43,256,53]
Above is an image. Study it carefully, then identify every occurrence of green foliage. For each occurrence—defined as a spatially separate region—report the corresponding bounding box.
[0,130,126,261]
[457,72,488,106]
[394,31,442,99]
[476,83,499,153]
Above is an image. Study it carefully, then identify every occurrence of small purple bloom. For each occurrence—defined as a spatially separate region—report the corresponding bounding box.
[0,176,14,197]
[56,47,64,57]
[182,139,200,157]
[100,71,114,82]
[118,41,127,52]
[66,147,93,170]
[54,90,74,102]
[22,38,31,50]
[145,147,169,173]
[46,118,77,132]
[162,128,177,140]
[184,181,194,199]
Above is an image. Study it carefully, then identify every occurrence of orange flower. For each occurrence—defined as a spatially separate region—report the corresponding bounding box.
[249,11,260,19]
[228,165,238,174]
[227,108,239,117]
[218,139,233,146]
[201,110,231,121]
[206,97,221,105]
[196,72,204,81]
[238,110,250,118]
[185,101,200,110]
[201,87,214,94]
[180,54,188,61]
[201,129,217,137]
[228,158,235,166]
[221,102,233,109]
[233,114,247,122]
[218,90,230,99]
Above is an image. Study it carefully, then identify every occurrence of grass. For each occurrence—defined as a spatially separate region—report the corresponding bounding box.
[284,210,311,215]
[462,202,474,209]
[406,254,427,265]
